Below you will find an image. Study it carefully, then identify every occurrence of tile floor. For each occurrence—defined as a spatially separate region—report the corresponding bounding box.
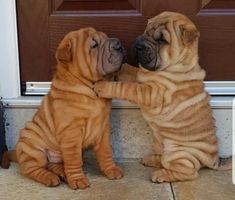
[0,160,234,200]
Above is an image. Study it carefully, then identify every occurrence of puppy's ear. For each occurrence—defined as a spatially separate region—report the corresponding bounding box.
[180,25,200,45]
[56,38,72,63]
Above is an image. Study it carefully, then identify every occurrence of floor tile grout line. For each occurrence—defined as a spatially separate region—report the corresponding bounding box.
[170,183,176,200]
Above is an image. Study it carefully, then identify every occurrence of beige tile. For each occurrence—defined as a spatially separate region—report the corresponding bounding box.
[0,161,173,200]
[172,169,235,200]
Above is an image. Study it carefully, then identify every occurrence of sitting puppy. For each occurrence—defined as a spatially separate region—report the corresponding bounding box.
[95,12,230,183]
[2,28,125,189]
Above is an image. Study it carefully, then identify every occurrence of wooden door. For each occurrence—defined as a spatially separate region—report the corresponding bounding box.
[17,0,235,94]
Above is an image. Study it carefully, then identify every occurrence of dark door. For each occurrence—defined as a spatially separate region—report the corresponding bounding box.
[17,0,235,93]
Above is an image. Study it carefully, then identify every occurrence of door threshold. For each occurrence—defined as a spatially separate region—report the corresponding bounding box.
[1,96,234,109]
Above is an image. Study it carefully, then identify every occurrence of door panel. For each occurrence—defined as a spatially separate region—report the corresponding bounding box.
[195,0,235,80]
[52,0,140,11]
[17,0,51,82]
[17,0,147,82]
[17,0,235,92]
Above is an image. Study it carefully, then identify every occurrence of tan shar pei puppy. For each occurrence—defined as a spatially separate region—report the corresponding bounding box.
[95,12,231,183]
[2,28,125,189]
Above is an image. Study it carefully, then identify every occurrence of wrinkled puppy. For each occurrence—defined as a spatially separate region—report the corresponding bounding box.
[2,28,125,189]
[95,12,230,183]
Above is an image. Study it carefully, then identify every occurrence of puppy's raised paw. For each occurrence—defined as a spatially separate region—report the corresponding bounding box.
[94,81,111,98]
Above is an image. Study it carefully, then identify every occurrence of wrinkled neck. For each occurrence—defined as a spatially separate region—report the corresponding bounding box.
[54,63,94,89]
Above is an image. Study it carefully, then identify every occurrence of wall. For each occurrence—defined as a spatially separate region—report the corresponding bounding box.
[4,107,232,159]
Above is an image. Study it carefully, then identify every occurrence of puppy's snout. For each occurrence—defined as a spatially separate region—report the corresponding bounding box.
[110,38,125,53]
[102,38,126,75]
[114,45,124,53]
[134,36,146,51]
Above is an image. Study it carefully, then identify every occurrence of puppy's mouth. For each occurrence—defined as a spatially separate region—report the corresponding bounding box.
[136,51,159,71]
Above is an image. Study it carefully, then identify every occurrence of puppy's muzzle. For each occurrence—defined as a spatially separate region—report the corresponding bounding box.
[134,36,157,71]
[109,38,126,62]
[103,38,126,75]
[109,38,125,53]
[110,39,125,53]
[134,36,147,51]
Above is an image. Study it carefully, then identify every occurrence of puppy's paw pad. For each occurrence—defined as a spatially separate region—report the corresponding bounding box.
[104,166,123,180]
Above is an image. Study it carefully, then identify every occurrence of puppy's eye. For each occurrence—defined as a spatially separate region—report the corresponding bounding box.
[92,39,98,48]
[157,33,166,45]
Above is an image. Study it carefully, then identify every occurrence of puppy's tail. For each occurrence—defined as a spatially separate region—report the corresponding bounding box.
[212,157,232,171]
[1,150,17,169]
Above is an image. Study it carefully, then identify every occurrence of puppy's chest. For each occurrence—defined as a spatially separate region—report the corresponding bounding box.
[84,98,111,122]
[82,99,111,147]
[53,97,110,131]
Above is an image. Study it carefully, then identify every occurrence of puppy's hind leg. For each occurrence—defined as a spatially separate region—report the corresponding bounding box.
[151,151,200,183]
[17,142,61,187]
[151,168,199,183]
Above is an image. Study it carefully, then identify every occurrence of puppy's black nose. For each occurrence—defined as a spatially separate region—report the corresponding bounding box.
[134,36,146,51]
[112,40,124,53]
[114,45,124,52]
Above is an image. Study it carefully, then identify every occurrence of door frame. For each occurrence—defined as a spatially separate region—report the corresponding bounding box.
[0,0,20,99]
[0,0,234,108]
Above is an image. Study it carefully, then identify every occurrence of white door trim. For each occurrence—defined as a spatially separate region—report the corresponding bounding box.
[22,81,235,96]
[0,0,21,99]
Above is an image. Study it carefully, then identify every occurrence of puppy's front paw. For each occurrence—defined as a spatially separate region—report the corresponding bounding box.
[103,165,123,180]
[67,176,90,190]
[94,81,110,98]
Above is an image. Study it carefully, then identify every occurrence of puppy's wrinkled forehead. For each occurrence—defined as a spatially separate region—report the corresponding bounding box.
[145,11,195,36]
[86,28,108,42]
[66,28,108,45]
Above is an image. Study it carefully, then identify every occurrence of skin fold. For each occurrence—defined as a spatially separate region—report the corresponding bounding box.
[94,12,223,183]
